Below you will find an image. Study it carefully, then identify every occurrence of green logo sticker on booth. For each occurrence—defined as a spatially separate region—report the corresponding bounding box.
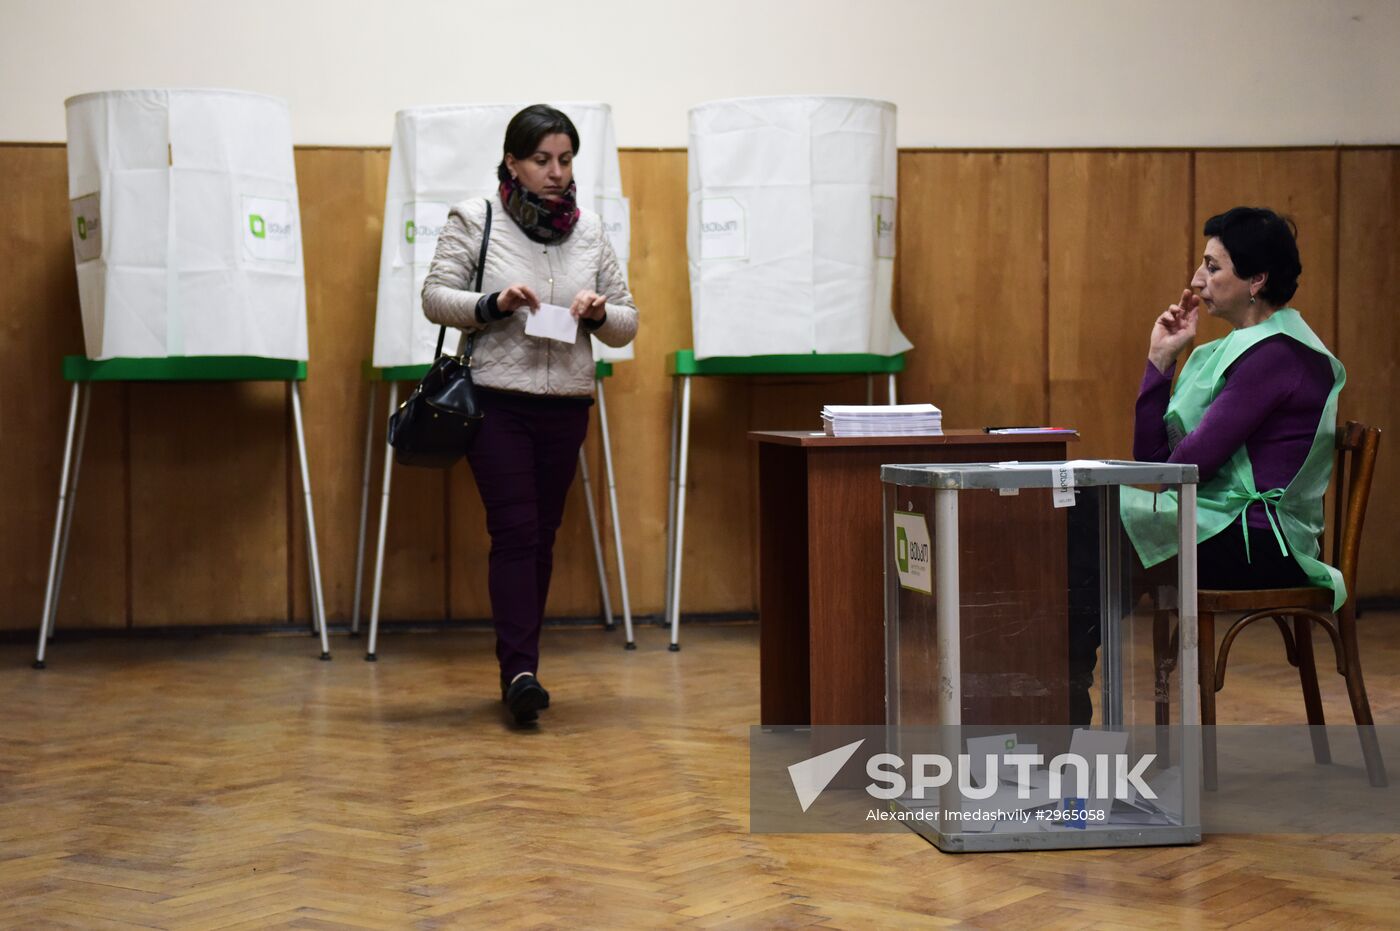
[241,195,296,262]
[399,201,449,265]
[892,510,931,594]
[872,196,896,259]
[70,192,102,262]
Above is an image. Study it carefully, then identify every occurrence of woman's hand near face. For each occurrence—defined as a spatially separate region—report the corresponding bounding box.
[1148,289,1200,374]
[498,283,541,314]
[569,289,608,322]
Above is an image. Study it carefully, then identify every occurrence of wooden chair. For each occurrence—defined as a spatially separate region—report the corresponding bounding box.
[1154,421,1387,789]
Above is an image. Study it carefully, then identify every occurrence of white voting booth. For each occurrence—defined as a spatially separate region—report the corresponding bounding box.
[44,90,330,662]
[664,97,912,651]
[372,101,632,367]
[686,95,911,360]
[356,102,636,657]
[65,89,308,361]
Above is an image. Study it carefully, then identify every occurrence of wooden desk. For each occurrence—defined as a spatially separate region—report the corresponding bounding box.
[748,430,1072,726]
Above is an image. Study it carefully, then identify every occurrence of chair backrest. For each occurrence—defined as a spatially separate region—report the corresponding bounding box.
[1330,421,1382,605]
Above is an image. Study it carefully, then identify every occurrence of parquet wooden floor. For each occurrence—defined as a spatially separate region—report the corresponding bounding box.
[3,615,1399,929]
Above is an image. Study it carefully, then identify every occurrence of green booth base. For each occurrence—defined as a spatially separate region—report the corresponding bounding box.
[666,350,906,377]
[64,355,307,382]
[364,360,615,381]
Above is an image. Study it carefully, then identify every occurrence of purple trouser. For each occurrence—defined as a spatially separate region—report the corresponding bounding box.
[465,388,591,682]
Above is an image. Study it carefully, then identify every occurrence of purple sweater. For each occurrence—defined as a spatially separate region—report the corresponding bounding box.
[1134,334,1334,530]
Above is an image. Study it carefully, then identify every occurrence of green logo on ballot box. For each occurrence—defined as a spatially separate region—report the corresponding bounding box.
[249,214,266,239]
[892,511,931,594]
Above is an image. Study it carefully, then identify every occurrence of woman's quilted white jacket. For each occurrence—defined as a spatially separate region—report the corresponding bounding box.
[421,197,638,397]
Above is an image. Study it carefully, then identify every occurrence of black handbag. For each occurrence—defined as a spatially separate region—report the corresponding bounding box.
[387,200,493,468]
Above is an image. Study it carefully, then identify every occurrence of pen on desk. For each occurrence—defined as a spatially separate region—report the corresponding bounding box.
[983,426,1077,434]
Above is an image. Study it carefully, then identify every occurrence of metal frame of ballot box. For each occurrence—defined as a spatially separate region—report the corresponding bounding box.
[879,459,1202,852]
[353,361,634,659]
[35,355,332,667]
[663,350,904,651]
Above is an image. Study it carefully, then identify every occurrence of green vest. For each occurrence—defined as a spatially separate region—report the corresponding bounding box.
[1120,309,1346,610]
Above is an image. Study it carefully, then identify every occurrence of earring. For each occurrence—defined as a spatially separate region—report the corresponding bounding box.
[1249,295,1256,304]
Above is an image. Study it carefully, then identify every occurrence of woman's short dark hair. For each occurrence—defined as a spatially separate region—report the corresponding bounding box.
[497,105,579,182]
[1202,206,1302,306]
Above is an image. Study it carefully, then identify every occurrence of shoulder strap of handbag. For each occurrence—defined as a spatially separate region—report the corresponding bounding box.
[433,199,494,360]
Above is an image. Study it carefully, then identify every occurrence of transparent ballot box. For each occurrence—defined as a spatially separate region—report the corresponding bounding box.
[880,460,1202,851]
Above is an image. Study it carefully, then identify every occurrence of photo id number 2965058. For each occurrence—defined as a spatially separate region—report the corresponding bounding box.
[1036,807,1107,823]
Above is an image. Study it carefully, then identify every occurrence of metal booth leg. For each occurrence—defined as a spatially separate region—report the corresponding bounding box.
[34,382,90,669]
[597,378,634,648]
[49,383,92,641]
[351,381,378,637]
[366,382,399,661]
[888,373,897,403]
[306,521,323,637]
[578,446,616,630]
[663,376,680,636]
[667,376,693,652]
[290,383,332,660]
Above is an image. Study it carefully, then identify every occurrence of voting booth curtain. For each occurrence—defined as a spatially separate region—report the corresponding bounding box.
[687,95,911,360]
[372,102,633,368]
[65,89,308,361]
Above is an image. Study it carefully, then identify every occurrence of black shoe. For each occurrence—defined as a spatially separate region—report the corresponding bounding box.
[505,674,550,725]
[502,675,549,708]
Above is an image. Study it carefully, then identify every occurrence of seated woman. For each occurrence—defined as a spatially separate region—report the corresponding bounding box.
[1122,206,1344,599]
[1071,206,1345,724]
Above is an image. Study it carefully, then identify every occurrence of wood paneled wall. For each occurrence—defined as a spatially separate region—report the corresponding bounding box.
[2,144,1397,633]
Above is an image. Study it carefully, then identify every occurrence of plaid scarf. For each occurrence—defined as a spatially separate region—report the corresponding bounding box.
[497,177,580,244]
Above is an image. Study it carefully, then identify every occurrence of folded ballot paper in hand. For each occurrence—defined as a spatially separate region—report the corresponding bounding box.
[821,403,942,437]
[524,303,580,344]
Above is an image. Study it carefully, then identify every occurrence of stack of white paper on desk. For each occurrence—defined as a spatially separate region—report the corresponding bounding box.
[821,403,942,437]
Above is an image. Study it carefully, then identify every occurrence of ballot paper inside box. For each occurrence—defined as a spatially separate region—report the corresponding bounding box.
[64,89,307,361]
[686,95,911,360]
[372,102,633,368]
[880,459,1203,851]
